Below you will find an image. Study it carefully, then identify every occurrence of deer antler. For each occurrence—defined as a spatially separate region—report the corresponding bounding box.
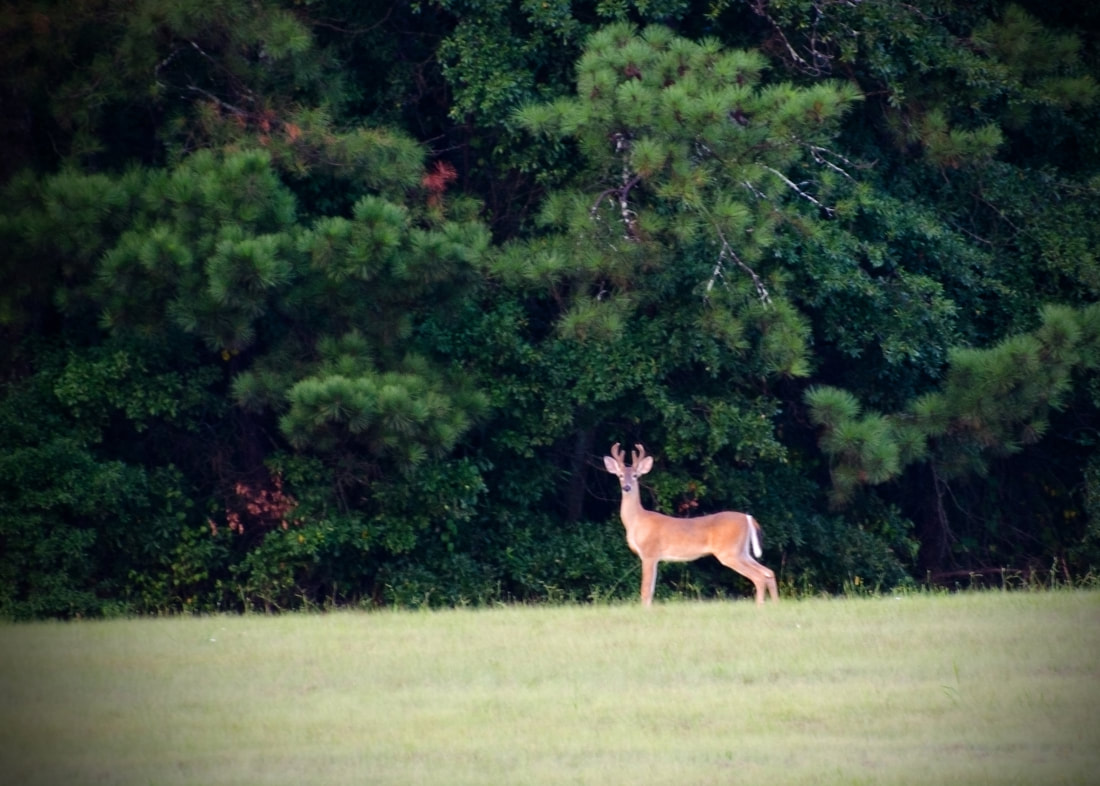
[632,443,647,467]
[610,442,626,468]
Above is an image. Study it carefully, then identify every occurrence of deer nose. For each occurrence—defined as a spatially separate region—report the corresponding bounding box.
[623,483,632,492]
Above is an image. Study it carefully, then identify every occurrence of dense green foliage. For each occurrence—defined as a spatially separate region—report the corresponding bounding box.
[1,0,1097,617]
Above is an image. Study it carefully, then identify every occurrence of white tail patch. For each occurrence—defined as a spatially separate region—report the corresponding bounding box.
[748,515,762,558]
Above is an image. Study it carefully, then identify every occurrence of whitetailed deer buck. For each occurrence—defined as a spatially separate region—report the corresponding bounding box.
[603,443,779,606]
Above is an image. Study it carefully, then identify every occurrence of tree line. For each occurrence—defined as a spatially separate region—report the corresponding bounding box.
[2,0,1098,617]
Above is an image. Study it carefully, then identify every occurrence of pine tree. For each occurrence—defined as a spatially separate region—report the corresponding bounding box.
[512,24,859,374]
[808,303,1100,567]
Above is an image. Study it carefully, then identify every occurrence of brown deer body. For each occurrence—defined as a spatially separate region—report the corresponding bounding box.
[603,443,779,606]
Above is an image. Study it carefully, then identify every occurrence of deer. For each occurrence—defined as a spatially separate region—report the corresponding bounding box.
[603,443,779,606]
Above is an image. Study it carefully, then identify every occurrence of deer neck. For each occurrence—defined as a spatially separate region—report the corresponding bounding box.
[619,485,647,529]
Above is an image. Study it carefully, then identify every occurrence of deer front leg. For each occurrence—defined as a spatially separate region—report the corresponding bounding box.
[640,557,659,607]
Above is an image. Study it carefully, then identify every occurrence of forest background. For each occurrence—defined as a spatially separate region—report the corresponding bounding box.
[2,0,1099,618]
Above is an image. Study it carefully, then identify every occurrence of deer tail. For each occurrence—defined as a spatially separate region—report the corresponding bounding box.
[748,514,762,558]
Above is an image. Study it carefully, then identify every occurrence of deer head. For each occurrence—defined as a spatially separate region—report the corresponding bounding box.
[603,442,653,493]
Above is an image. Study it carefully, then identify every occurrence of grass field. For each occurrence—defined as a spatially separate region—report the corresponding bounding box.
[1,591,1098,785]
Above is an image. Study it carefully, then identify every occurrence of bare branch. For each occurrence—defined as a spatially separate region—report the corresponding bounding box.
[762,165,834,216]
[749,0,865,77]
[809,145,863,181]
[185,85,248,117]
[590,134,642,240]
[741,180,768,201]
[711,225,772,306]
[751,0,817,74]
[154,45,185,84]
[589,173,641,234]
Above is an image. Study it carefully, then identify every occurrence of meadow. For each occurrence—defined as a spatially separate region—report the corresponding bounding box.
[1,591,1097,785]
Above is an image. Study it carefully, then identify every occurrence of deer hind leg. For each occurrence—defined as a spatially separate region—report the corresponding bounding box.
[640,557,659,607]
[762,563,779,602]
[716,552,777,605]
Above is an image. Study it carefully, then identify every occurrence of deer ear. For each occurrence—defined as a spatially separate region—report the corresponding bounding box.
[636,456,654,476]
[603,455,621,474]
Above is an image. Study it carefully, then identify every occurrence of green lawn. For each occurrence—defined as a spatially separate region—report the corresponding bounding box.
[1,591,1097,785]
